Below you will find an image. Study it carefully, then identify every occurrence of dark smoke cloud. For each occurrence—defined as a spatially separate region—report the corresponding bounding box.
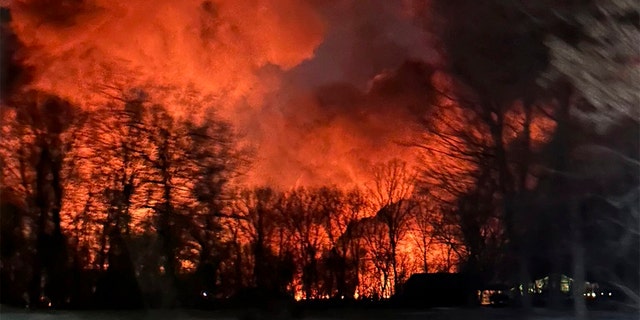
[12,0,98,27]
[0,7,32,101]
[427,0,552,104]
[285,0,438,90]
[249,60,438,187]
[240,0,443,186]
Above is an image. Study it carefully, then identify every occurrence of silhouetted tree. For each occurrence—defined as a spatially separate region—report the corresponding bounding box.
[540,0,640,134]
[230,187,282,290]
[357,216,393,299]
[1,91,86,307]
[327,188,368,298]
[280,187,328,299]
[368,159,418,294]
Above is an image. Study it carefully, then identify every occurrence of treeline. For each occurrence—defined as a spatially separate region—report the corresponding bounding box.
[0,90,457,308]
[2,87,636,311]
[0,89,244,307]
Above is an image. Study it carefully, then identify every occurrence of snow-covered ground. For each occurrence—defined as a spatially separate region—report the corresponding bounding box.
[1,307,638,320]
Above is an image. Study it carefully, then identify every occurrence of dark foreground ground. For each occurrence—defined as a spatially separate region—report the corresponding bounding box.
[1,306,639,320]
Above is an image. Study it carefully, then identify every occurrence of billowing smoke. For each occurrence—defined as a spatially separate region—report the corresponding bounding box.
[242,0,440,186]
[7,0,325,110]
[0,7,33,100]
[4,0,440,187]
[248,60,436,187]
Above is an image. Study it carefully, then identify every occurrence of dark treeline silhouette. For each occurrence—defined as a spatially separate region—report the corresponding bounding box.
[0,87,442,308]
[0,88,245,308]
[420,0,639,316]
[0,88,636,312]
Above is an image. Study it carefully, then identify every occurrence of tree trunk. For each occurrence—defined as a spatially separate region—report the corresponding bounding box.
[570,198,587,319]
[235,242,243,289]
[518,252,532,311]
[421,236,429,273]
[390,240,399,295]
[549,254,563,309]
[253,242,265,288]
[254,211,266,289]
[30,146,50,306]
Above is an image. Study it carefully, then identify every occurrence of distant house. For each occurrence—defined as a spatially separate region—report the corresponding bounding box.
[523,274,601,296]
[478,274,600,306]
[531,274,573,294]
[477,283,510,306]
[395,273,482,307]
[506,274,605,306]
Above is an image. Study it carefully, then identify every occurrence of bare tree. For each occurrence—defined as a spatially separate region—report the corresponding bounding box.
[1,91,86,307]
[367,159,418,294]
[541,0,640,134]
[331,188,369,298]
[357,216,393,299]
[229,187,282,289]
[408,197,435,273]
[279,187,328,299]
[535,1,640,315]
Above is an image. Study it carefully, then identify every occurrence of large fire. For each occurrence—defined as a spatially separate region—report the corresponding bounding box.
[3,0,442,187]
[1,0,555,300]
[7,0,324,114]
